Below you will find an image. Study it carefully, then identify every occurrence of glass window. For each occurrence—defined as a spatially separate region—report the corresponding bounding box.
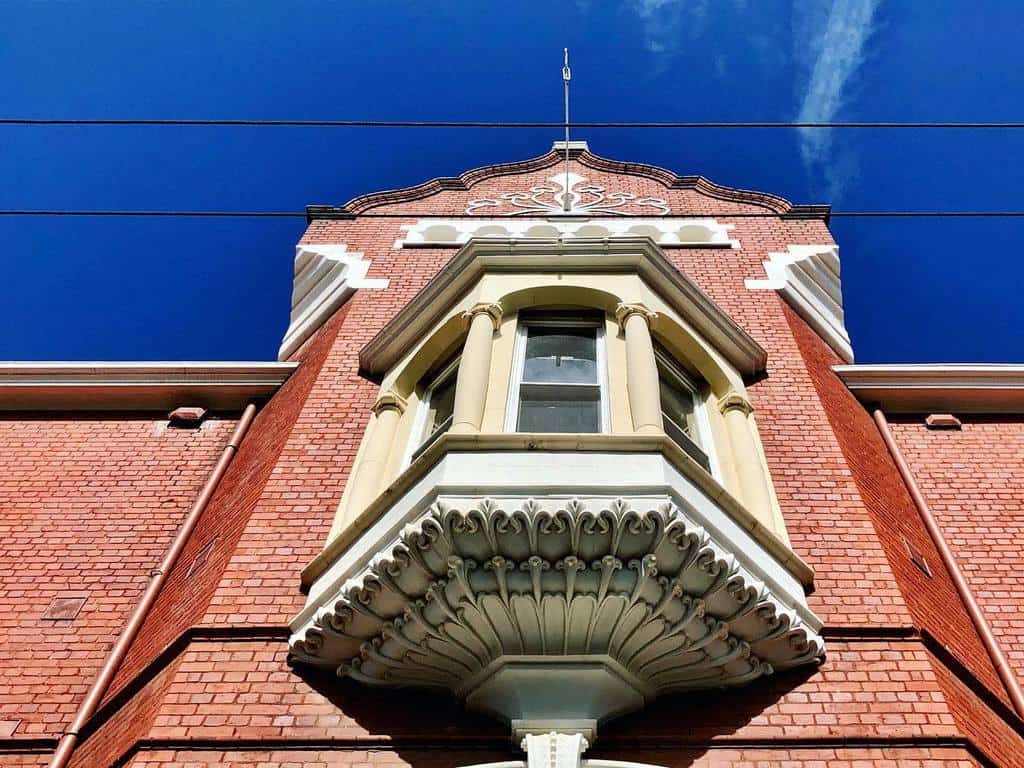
[522,327,598,384]
[512,320,605,434]
[656,355,711,472]
[411,361,458,460]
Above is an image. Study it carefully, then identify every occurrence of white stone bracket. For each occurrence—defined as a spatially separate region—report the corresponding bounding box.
[278,244,389,360]
[745,244,853,363]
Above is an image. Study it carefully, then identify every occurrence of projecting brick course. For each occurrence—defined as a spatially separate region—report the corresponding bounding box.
[3,148,1023,767]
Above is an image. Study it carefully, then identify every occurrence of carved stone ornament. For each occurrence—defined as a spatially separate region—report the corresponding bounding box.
[290,497,824,738]
[466,173,670,217]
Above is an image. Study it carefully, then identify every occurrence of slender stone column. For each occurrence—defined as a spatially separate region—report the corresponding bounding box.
[718,392,773,525]
[340,392,407,528]
[451,302,503,434]
[615,303,662,435]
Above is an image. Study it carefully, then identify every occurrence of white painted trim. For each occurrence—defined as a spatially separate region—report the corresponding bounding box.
[0,362,298,411]
[745,244,853,363]
[504,319,529,431]
[278,244,389,361]
[396,218,739,250]
[552,140,590,153]
[834,363,1024,413]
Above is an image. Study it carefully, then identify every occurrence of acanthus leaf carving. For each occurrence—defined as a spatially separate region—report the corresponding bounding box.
[290,497,824,709]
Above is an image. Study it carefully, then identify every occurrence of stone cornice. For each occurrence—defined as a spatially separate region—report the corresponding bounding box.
[0,362,298,411]
[306,146,829,221]
[834,364,1024,413]
[577,152,825,219]
[359,237,768,378]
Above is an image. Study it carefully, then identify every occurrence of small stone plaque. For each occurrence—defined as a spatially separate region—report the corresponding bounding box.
[42,595,87,621]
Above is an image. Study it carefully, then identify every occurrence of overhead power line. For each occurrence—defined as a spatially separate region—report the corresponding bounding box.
[5,210,1024,219]
[4,119,1024,129]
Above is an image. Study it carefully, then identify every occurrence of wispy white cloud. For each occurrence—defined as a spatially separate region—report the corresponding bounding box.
[604,0,882,199]
[795,0,881,198]
[625,0,710,58]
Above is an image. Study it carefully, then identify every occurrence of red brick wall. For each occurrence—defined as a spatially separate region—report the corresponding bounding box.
[889,417,1024,681]
[105,298,357,701]
[784,301,1024,764]
[0,413,236,741]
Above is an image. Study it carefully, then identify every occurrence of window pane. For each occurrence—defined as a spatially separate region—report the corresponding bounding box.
[657,360,711,472]
[425,371,457,438]
[518,395,600,433]
[523,327,598,384]
[658,366,697,440]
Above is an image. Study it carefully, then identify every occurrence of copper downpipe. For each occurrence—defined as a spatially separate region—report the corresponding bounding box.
[872,408,1024,718]
[47,403,258,768]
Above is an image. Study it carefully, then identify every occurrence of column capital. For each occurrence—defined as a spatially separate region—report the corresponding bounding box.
[718,392,754,416]
[372,391,407,416]
[614,302,658,328]
[462,302,503,331]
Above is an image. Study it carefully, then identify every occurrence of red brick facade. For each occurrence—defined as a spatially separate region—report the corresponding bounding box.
[1,148,1022,767]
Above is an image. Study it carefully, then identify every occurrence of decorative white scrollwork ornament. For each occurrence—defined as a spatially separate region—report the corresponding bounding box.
[467,173,670,217]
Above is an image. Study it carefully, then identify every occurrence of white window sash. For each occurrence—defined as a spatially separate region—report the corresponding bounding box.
[505,317,610,434]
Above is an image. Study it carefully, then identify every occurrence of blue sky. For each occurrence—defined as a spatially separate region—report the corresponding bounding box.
[1,1,1022,363]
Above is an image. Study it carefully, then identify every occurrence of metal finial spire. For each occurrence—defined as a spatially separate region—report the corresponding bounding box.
[562,48,572,212]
